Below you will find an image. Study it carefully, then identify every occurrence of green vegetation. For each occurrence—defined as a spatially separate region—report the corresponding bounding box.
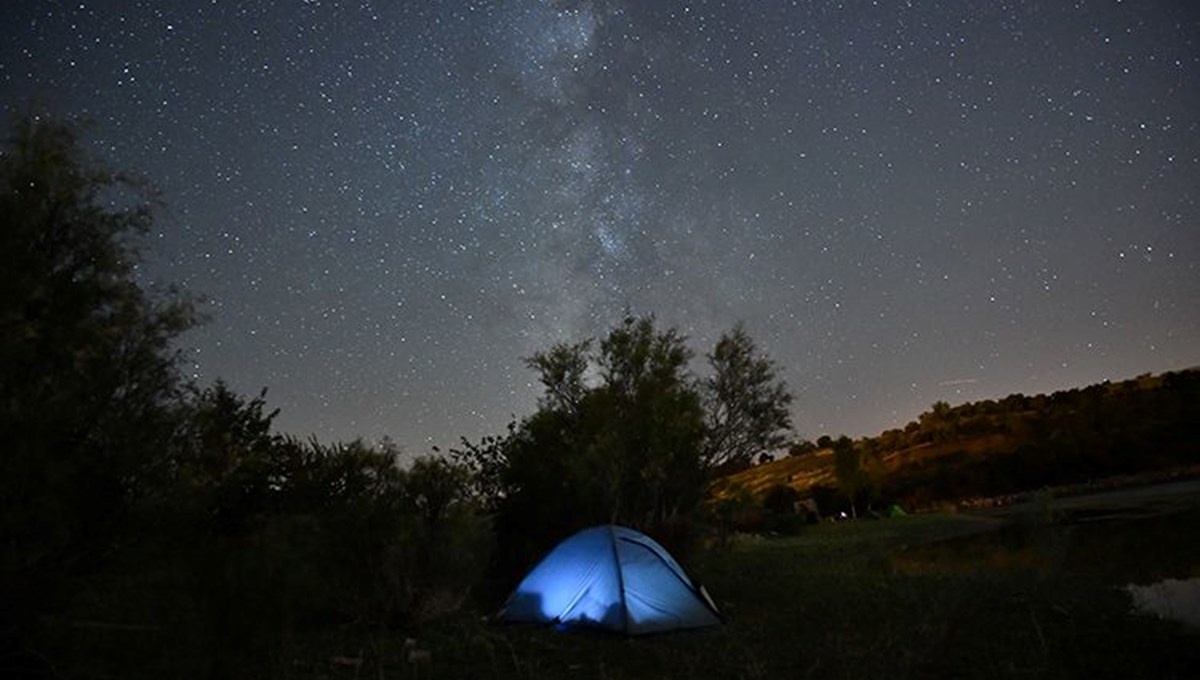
[881,376,1200,507]
[702,322,793,469]
[1,116,490,677]
[2,115,200,667]
[452,313,796,585]
[4,114,1197,678]
[56,501,1200,679]
[716,369,1200,524]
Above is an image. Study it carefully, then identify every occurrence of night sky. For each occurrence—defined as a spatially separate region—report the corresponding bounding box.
[4,1,1198,455]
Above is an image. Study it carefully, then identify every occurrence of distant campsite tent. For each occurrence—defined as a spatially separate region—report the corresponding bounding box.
[500,525,722,635]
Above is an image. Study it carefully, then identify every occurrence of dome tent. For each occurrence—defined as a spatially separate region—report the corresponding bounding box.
[500,525,722,635]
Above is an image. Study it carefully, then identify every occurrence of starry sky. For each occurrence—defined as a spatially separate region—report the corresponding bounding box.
[4,1,1198,454]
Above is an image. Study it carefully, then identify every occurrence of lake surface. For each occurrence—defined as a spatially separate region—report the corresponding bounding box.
[900,480,1200,630]
[1126,578,1200,630]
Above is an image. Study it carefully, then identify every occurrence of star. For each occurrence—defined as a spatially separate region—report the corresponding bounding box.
[2,0,1196,453]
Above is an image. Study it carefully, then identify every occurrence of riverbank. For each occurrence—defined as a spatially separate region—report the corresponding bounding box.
[38,481,1200,678]
[298,501,1199,679]
[956,464,1200,512]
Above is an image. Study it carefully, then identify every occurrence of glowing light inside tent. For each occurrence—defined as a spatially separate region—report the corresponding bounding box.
[501,525,721,634]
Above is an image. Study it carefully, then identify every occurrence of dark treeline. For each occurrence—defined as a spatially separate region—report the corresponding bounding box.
[0,115,490,677]
[711,368,1200,534]
[8,112,1192,678]
[762,370,1200,521]
[450,317,792,593]
[873,370,1200,507]
[0,116,795,677]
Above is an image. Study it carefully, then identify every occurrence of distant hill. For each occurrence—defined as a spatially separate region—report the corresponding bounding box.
[711,368,1200,514]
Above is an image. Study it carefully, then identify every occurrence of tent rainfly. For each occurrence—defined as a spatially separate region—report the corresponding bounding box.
[499,524,722,635]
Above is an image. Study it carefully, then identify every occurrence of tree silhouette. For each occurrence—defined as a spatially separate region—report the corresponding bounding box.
[461,315,709,574]
[0,115,198,643]
[524,338,591,414]
[832,436,884,518]
[703,322,793,469]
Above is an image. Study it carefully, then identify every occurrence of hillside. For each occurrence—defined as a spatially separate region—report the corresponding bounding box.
[711,368,1200,513]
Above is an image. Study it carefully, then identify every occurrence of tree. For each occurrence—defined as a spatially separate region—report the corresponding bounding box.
[832,436,863,518]
[168,381,281,533]
[407,455,470,533]
[524,339,591,414]
[919,400,956,442]
[462,315,708,575]
[593,315,707,527]
[703,323,793,469]
[788,439,817,457]
[450,425,516,511]
[0,115,198,644]
[832,435,885,518]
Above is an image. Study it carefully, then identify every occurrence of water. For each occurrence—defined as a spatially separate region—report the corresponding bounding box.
[894,485,1200,632]
[1126,578,1200,630]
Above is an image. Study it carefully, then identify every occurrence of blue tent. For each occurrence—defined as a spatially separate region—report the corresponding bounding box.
[500,525,722,635]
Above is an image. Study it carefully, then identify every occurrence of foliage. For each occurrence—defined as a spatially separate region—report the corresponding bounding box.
[702,323,793,469]
[451,425,517,511]
[6,114,1199,678]
[705,479,760,541]
[593,316,709,528]
[165,384,491,627]
[832,436,865,517]
[788,438,817,457]
[0,115,492,677]
[459,315,711,576]
[0,115,198,653]
[760,483,806,533]
[714,369,1200,513]
[453,315,797,576]
[761,483,801,516]
[876,370,1200,506]
[105,498,1200,679]
[918,399,955,443]
[524,339,591,413]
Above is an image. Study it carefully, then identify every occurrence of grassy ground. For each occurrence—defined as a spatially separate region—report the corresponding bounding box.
[39,494,1199,679]
[299,502,1197,680]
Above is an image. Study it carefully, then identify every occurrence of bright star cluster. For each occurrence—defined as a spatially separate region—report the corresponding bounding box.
[3,1,1197,453]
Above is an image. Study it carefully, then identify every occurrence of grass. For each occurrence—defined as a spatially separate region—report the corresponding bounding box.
[712,448,837,499]
[34,496,1199,679]
[296,505,1197,680]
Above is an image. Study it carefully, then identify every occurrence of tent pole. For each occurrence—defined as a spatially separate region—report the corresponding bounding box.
[608,524,630,634]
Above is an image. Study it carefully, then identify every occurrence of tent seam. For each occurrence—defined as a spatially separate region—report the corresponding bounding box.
[608,524,630,635]
[617,536,722,618]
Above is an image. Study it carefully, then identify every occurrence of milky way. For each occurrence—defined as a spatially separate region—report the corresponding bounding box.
[3,1,1198,454]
